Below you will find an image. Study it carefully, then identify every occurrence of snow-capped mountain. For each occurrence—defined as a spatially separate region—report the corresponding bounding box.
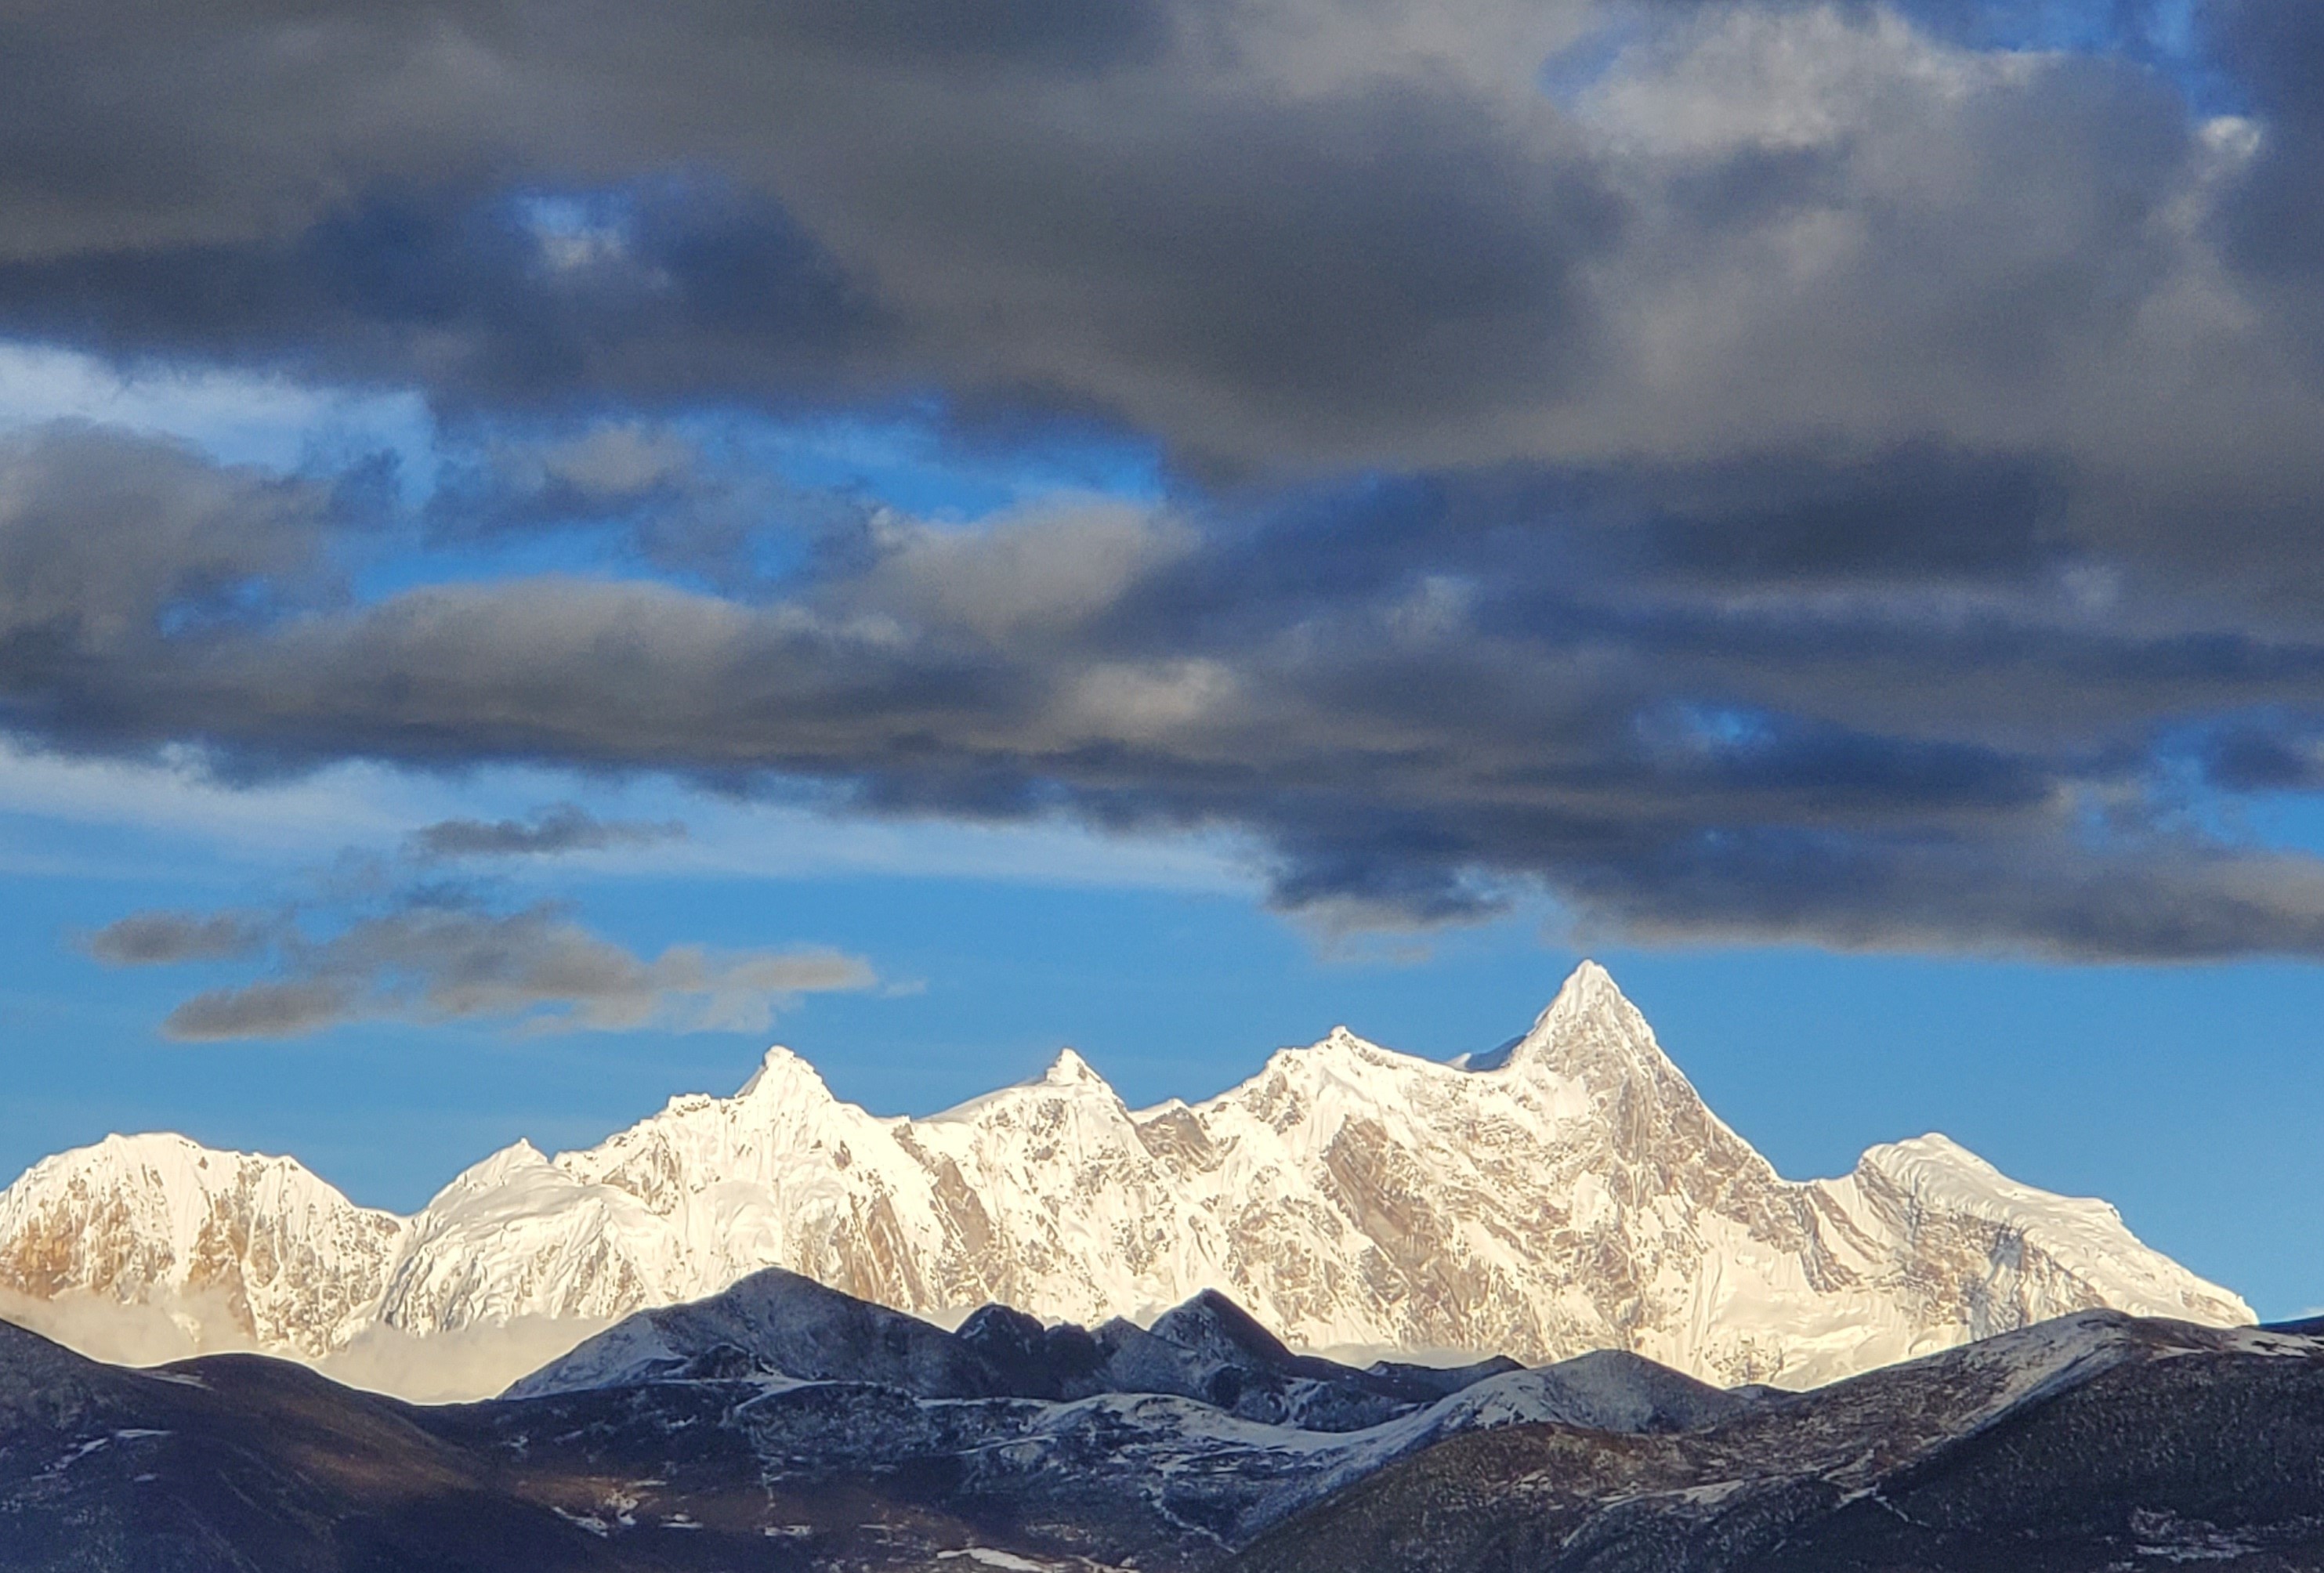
[0,1133,403,1354]
[0,963,2253,1390]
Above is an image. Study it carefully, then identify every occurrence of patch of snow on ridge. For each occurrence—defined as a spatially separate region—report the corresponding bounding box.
[0,962,2257,1398]
[1418,1350,1743,1435]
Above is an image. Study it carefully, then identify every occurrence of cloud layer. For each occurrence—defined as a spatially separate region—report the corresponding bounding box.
[8,2,2324,961]
[89,897,878,1040]
[407,802,686,861]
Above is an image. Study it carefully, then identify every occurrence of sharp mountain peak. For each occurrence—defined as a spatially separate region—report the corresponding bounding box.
[734,1042,838,1102]
[1435,960,1684,1086]
[1039,1047,1110,1089]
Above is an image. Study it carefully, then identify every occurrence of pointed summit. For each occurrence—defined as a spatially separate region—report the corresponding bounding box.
[925,1048,1120,1123]
[735,1043,838,1103]
[0,964,2256,1397]
[1497,960,1674,1079]
[1042,1047,1111,1090]
[1551,958,1626,1014]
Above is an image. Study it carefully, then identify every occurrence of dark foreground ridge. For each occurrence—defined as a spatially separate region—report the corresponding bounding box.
[2,1271,2321,1571]
[508,1267,1526,1425]
[0,1318,613,1572]
[1232,1318,2324,1573]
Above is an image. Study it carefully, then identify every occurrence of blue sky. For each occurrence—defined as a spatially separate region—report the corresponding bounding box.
[3,0,2324,1325]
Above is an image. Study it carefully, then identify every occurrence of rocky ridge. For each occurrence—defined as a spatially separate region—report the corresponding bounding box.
[1229,1312,2324,1573]
[0,1271,1765,1573]
[0,1133,404,1352]
[0,963,2252,1394]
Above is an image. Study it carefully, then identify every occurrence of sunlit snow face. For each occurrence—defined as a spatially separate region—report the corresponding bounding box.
[0,964,2247,1401]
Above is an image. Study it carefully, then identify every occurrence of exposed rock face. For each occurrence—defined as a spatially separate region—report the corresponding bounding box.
[0,1133,405,1357]
[0,964,2253,1389]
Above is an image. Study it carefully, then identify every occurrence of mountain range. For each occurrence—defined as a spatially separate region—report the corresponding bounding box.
[0,963,2250,1399]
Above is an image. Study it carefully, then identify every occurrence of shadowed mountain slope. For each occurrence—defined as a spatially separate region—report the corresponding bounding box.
[0,1320,621,1572]
[6,1270,2320,1573]
[508,1265,1525,1433]
[0,1274,1729,1571]
[1229,1314,2324,1573]
[4,1273,2324,1561]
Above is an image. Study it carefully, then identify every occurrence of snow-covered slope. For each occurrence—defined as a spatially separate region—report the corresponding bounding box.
[0,964,2253,1390]
[0,1134,404,1356]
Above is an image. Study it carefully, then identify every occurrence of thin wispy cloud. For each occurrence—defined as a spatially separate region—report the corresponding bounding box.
[406,803,686,862]
[83,910,270,967]
[95,899,878,1041]
[78,798,869,1040]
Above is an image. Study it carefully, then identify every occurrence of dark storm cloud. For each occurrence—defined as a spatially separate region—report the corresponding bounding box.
[2196,720,2324,794]
[132,900,878,1040]
[1557,828,2324,962]
[0,0,2315,490]
[418,421,864,590]
[0,182,878,411]
[675,0,1172,70]
[7,3,2324,962]
[18,421,2324,961]
[2207,0,2324,378]
[0,423,331,652]
[408,803,687,861]
[1618,449,2074,586]
[0,0,1625,457]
